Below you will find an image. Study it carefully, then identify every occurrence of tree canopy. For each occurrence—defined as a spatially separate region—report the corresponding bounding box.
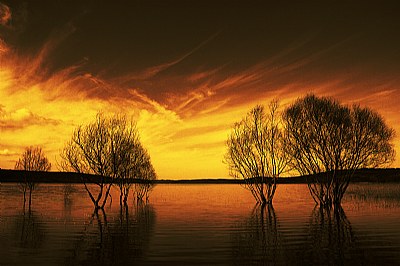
[15,146,51,172]
[283,94,395,206]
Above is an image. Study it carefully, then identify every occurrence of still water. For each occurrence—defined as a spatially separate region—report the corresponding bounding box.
[0,183,399,265]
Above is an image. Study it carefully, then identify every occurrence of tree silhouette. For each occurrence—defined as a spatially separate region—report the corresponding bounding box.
[225,101,289,204]
[60,113,156,212]
[116,139,156,204]
[15,146,51,209]
[283,94,395,207]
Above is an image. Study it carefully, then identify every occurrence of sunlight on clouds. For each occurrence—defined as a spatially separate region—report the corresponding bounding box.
[0,149,11,155]
[137,103,259,179]
[2,49,245,178]
[1,21,399,178]
[1,52,399,178]
[0,61,125,169]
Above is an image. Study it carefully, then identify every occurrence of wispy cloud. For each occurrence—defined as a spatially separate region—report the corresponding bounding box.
[0,2,11,26]
[115,30,222,84]
[143,31,221,78]
[0,11,399,178]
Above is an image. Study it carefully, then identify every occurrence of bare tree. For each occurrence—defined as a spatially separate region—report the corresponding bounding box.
[116,141,156,204]
[60,113,156,212]
[283,94,395,207]
[225,100,289,204]
[134,148,156,202]
[15,146,51,209]
[108,115,140,206]
[60,113,112,212]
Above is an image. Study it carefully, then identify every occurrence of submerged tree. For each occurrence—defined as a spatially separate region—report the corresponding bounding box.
[60,113,156,211]
[134,148,157,201]
[283,94,395,207]
[225,101,289,204]
[118,141,156,204]
[15,146,51,209]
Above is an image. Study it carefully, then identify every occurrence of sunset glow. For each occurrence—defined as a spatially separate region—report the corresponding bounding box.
[1,1,399,179]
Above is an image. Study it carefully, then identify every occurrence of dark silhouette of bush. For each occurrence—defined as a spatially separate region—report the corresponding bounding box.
[283,94,395,207]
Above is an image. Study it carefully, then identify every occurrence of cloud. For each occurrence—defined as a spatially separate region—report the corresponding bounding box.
[143,31,221,78]
[0,3,11,54]
[0,3,11,26]
[114,30,222,85]
[0,106,61,131]
[186,67,223,83]
[0,148,17,156]
[0,8,399,177]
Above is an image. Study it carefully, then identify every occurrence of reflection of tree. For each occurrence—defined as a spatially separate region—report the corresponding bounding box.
[103,202,155,264]
[232,204,284,265]
[67,202,156,265]
[62,184,74,221]
[13,209,46,250]
[294,206,363,265]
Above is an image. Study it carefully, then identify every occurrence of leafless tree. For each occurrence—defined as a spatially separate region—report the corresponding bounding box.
[15,146,51,209]
[225,100,289,204]
[107,115,141,206]
[133,148,156,202]
[60,113,156,212]
[117,140,156,204]
[283,94,395,207]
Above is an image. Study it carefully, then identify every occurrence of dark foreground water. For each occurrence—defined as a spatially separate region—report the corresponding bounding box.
[0,183,399,265]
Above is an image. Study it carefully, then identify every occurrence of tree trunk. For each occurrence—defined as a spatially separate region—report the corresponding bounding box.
[100,183,113,209]
[123,193,128,206]
[23,188,26,212]
[28,188,32,210]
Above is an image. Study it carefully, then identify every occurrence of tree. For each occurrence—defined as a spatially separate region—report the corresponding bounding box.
[225,101,289,204]
[134,148,157,201]
[117,141,156,204]
[15,146,51,209]
[283,94,395,207]
[107,114,141,206]
[60,113,156,211]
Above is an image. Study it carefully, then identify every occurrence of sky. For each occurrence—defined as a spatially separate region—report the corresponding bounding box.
[0,1,399,179]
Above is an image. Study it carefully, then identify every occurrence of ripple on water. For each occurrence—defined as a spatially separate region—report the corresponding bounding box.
[0,183,399,265]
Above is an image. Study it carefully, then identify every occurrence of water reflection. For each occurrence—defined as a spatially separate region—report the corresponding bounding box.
[232,204,366,265]
[62,184,74,220]
[1,184,400,265]
[232,204,284,265]
[296,206,363,265]
[67,202,156,265]
[12,209,46,250]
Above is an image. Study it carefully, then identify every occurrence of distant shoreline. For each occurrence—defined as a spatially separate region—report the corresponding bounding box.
[0,168,400,184]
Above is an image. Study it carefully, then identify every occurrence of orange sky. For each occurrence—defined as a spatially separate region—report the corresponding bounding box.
[1,1,399,179]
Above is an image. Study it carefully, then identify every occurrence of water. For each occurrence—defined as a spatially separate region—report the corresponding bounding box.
[0,183,399,265]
